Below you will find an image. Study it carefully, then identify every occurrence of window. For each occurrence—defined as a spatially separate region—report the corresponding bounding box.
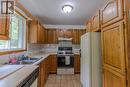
[0,12,26,51]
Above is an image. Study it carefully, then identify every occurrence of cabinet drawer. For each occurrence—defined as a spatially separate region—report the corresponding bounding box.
[102,21,126,74]
[101,0,124,27]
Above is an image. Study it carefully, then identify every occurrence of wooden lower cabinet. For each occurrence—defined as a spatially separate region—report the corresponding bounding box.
[38,58,49,87]
[38,55,57,87]
[102,21,127,87]
[49,55,57,74]
[74,55,80,74]
[103,67,126,87]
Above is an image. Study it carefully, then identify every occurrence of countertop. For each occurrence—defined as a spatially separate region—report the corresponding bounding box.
[0,53,50,87]
[32,53,50,65]
[0,52,80,87]
[0,65,38,87]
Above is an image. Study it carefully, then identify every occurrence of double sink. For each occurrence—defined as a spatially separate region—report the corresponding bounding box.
[8,58,41,65]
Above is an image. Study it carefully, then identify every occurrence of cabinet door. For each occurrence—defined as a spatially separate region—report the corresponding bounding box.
[74,55,80,73]
[49,55,57,74]
[92,11,100,31]
[46,29,57,44]
[102,21,126,74]
[37,23,41,43]
[101,0,124,27]
[52,29,58,43]
[41,26,45,43]
[86,20,92,32]
[29,20,38,43]
[103,67,126,87]
[0,17,9,40]
[39,61,46,87]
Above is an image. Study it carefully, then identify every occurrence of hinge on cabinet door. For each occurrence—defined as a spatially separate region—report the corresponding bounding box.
[125,68,127,73]
[123,22,126,29]
[126,79,128,86]
[125,68,128,86]
[123,10,126,18]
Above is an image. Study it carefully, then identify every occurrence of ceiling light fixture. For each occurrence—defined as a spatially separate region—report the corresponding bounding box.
[62,5,73,13]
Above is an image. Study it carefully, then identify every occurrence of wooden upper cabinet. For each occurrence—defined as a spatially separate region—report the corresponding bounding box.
[101,0,124,27]
[91,11,101,31]
[103,67,126,87]
[102,21,126,74]
[44,29,85,44]
[0,17,10,40]
[86,20,92,32]
[45,29,58,44]
[72,29,85,44]
[29,20,45,44]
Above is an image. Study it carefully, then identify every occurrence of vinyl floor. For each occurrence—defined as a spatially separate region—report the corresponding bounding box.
[45,74,82,87]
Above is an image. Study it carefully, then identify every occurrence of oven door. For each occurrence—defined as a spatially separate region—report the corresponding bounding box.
[57,55,74,68]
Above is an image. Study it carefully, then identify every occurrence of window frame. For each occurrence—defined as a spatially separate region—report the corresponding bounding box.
[0,10,28,55]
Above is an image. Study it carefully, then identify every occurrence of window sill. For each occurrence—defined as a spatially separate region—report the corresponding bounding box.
[0,49,27,55]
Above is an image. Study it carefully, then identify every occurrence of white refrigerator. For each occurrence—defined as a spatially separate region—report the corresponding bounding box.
[80,32,102,87]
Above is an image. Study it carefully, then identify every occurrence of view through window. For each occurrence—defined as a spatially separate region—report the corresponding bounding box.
[0,12,26,51]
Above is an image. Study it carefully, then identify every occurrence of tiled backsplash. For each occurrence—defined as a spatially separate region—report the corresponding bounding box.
[0,52,26,65]
[0,44,80,65]
[28,43,80,54]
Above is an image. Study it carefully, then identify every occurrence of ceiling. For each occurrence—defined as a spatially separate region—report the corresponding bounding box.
[19,0,106,25]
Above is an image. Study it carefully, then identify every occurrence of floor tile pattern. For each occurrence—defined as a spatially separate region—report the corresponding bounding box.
[45,74,82,87]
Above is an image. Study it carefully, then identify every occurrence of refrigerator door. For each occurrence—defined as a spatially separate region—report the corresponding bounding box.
[91,33,102,87]
[80,33,91,87]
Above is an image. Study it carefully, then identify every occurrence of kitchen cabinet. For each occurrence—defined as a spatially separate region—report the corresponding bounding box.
[44,29,85,44]
[38,57,49,87]
[101,0,128,87]
[102,21,126,74]
[74,55,80,74]
[49,55,57,74]
[101,0,125,27]
[103,67,126,87]
[72,29,86,44]
[0,17,10,40]
[57,29,72,38]
[91,11,101,32]
[29,20,45,44]
[102,21,127,87]
[37,23,45,43]
[86,20,92,32]
[44,29,58,44]
[125,0,130,86]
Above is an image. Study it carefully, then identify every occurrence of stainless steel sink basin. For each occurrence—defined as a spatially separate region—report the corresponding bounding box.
[8,58,40,65]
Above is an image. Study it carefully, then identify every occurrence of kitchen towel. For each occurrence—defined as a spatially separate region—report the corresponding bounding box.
[65,56,70,65]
